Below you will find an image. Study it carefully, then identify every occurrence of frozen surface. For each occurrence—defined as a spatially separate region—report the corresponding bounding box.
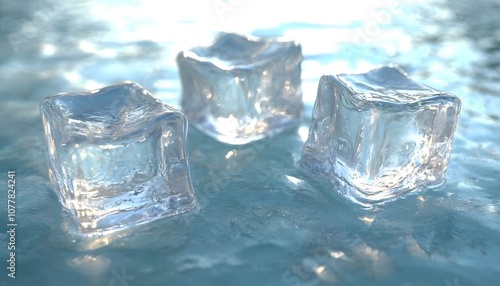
[1,0,500,285]
[39,82,196,235]
[301,66,461,205]
[177,33,303,145]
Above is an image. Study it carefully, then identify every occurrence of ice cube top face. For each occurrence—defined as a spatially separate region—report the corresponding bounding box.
[301,66,461,206]
[40,82,196,236]
[177,33,303,145]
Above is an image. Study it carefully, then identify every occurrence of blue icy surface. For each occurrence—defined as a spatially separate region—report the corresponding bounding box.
[0,0,499,285]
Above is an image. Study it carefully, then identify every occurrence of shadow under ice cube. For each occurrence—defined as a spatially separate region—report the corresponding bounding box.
[177,33,303,145]
[300,66,461,206]
[40,82,196,235]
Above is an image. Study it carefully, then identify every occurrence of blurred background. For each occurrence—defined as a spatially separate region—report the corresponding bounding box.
[0,0,499,285]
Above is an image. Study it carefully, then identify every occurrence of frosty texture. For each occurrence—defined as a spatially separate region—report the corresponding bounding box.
[177,33,303,145]
[40,82,196,235]
[300,66,461,205]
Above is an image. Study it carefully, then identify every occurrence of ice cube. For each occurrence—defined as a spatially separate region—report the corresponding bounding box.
[177,33,303,145]
[300,66,461,206]
[40,82,197,235]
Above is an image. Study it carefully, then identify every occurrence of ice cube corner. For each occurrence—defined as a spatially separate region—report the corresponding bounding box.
[300,66,461,206]
[40,82,196,235]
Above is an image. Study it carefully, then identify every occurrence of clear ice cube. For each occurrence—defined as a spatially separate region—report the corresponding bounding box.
[177,33,303,145]
[40,82,197,235]
[300,66,461,206]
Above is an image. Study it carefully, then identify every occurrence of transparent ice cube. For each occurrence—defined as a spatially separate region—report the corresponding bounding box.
[40,82,196,235]
[300,66,461,206]
[177,33,303,145]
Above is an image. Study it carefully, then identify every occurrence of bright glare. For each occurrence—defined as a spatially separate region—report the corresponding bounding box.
[298,126,310,142]
[41,44,56,56]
